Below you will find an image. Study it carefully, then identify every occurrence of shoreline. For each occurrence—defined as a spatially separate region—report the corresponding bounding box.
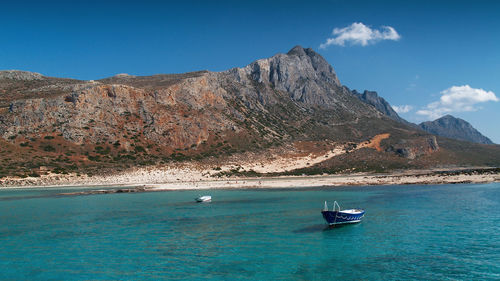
[146,168,500,191]
[3,136,498,191]
[1,167,498,192]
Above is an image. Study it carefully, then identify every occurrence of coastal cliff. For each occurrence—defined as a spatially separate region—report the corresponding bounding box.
[0,46,499,180]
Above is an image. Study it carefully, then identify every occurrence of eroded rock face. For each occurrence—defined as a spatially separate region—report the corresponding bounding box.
[353,90,399,120]
[351,89,418,129]
[2,76,232,149]
[0,46,394,152]
[428,135,439,151]
[387,136,440,159]
[226,45,367,109]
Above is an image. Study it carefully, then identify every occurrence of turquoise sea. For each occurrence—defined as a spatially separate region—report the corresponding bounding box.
[1,183,499,280]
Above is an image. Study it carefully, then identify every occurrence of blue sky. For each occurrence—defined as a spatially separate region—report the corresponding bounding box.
[1,0,499,143]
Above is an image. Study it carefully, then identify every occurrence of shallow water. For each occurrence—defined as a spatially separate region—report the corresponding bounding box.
[1,184,499,280]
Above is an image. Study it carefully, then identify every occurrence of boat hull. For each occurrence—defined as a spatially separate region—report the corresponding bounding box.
[321,210,365,225]
[195,196,211,203]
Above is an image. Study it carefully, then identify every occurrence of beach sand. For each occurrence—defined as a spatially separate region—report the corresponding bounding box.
[1,164,498,191]
[1,137,498,190]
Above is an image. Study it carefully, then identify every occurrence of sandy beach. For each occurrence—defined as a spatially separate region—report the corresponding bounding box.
[1,164,498,192]
[146,169,500,190]
[1,138,498,191]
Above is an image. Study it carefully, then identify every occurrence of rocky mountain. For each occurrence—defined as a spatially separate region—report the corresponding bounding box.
[352,89,494,145]
[0,46,387,148]
[0,46,498,178]
[418,115,494,145]
[352,90,401,121]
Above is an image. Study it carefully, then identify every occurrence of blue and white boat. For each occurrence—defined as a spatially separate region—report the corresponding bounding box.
[321,201,365,226]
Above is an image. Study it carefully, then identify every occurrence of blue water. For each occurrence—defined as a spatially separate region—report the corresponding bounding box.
[1,184,500,280]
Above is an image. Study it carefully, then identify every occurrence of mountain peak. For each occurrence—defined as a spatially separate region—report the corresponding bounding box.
[287,45,307,56]
[440,114,455,120]
[419,115,494,144]
[286,45,320,58]
[353,89,408,124]
[228,46,342,105]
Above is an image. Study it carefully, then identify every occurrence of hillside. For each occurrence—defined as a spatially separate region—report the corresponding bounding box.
[419,115,494,144]
[352,88,494,145]
[0,46,499,180]
[352,90,407,124]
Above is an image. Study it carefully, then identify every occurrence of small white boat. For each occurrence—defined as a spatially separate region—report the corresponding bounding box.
[195,195,212,203]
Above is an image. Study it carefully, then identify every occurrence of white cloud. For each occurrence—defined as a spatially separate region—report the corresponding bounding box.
[416,85,499,119]
[320,22,400,48]
[392,105,413,114]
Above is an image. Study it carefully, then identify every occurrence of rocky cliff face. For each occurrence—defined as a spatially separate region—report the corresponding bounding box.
[1,46,386,148]
[225,46,375,114]
[4,80,230,148]
[228,46,342,105]
[418,115,494,144]
[352,90,398,118]
[386,135,439,159]
[352,89,416,127]
[2,46,493,178]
